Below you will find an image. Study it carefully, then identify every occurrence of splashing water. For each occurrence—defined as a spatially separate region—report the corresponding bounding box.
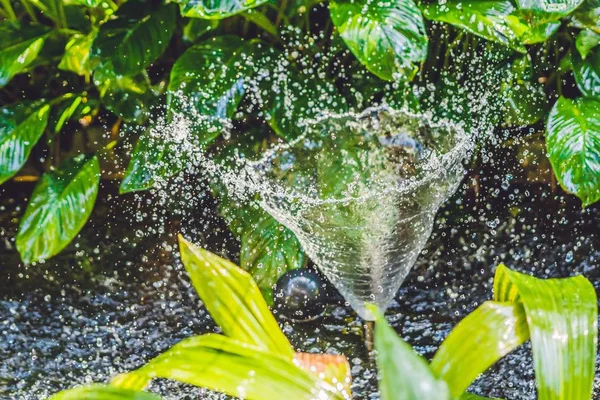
[217,106,473,319]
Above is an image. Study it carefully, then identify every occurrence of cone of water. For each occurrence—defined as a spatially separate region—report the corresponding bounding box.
[237,107,471,320]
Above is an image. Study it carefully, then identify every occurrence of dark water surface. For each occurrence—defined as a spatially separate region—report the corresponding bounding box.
[1,136,599,399]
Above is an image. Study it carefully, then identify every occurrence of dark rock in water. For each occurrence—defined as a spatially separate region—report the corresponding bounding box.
[274,269,326,321]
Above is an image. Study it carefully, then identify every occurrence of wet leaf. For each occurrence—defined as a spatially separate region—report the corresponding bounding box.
[112,334,344,400]
[182,18,219,42]
[120,130,170,194]
[48,384,160,400]
[572,48,600,98]
[368,304,452,400]
[430,302,529,397]
[504,9,562,44]
[546,96,600,206]
[177,0,269,19]
[500,81,546,126]
[0,101,50,185]
[460,395,503,400]
[576,29,600,58]
[58,29,98,76]
[422,1,526,53]
[570,0,600,32]
[16,155,100,264]
[178,236,294,356]
[516,0,584,15]
[330,0,428,81]
[494,263,598,399]
[94,62,155,123]
[0,22,49,87]
[294,353,352,397]
[240,210,307,299]
[93,1,177,76]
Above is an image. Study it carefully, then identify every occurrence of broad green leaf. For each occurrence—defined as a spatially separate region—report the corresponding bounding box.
[178,236,294,356]
[570,0,600,32]
[240,210,307,300]
[16,155,100,264]
[430,301,529,397]
[330,0,428,81]
[112,334,343,400]
[572,48,600,98]
[58,29,98,76]
[576,29,600,58]
[94,62,154,123]
[93,2,177,76]
[168,36,261,141]
[494,264,598,400]
[182,18,219,42]
[49,384,160,400]
[177,0,269,19]
[546,96,600,206]
[460,395,503,400]
[422,1,526,53]
[504,10,562,44]
[516,0,584,15]
[120,130,170,194]
[241,9,277,36]
[0,101,50,185]
[368,304,451,400]
[0,22,49,87]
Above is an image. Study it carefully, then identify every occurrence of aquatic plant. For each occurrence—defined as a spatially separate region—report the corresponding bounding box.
[49,237,598,400]
[0,0,598,294]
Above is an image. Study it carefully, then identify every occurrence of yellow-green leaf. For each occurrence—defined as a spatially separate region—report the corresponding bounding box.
[48,384,160,400]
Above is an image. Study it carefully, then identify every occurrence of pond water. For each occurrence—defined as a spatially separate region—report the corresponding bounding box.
[1,135,599,399]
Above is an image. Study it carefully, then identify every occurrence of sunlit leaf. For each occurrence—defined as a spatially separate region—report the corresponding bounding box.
[178,235,294,356]
[120,130,169,194]
[422,1,526,53]
[48,384,160,400]
[93,1,176,76]
[177,0,269,19]
[504,9,562,44]
[330,0,428,81]
[516,0,584,15]
[576,29,600,58]
[430,301,529,397]
[570,0,600,32]
[546,96,600,206]
[368,304,451,400]
[58,29,98,76]
[0,101,50,185]
[0,22,49,87]
[112,334,344,400]
[16,155,100,263]
[572,48,600,98]
[294,352,352,397]
[494,263,598,399]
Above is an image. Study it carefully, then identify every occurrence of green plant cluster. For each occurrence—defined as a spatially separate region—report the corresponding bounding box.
[1,0,599,291]
[49,237,599,400]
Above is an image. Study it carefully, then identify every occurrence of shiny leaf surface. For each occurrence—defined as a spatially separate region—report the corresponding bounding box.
[494,263,598,399]
[516,0,584,15]
[0,101,50,185]
[93,2,176,76]
[576,29,600,58]
[178,236,294,356]
[59,29,98,76]
[49,384,160,400]
[330,0,428,81]
[178,0,269,19]
[430,301,529,397]
[546,96,600,206]
[0,22,49,87]
[112,334,343,400]
[368,305,451,400]
[572,49,600,98]
[16,155,100,263]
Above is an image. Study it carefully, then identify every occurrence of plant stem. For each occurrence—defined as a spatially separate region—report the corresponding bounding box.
[20,0,38,22]
[55,0,68,29]
[1,0,17,20]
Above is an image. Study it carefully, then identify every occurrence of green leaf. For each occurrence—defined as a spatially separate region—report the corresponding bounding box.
[422,1,526,53]
[120,130,169,194]
[0,22,49,87]
[93,62,154,123]
[51,94,84,134]
[112,334,343,400]
[16,155,100,264]
[430,301,529,397]
[576,29,600,58]
[572,48,600,98]
[546,96,600,206]
[241,9,277,36]
[182,18,219,42]
[58,29,98,76]
[93,2,177,76]
[494,263,598,399]
[368,304,451,400]
[48,384,160,400]
[330,0,428,81]
[504,9,562,44]
[177,0,269,19]
[570,0,600,32]
[460,395,503,400]
[516,0,584,15]
[0,101,50,185]
[240,210,307,299]
[178,236,294,356]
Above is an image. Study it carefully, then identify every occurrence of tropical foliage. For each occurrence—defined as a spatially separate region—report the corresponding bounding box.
[49,239,598,399]
[1,0,599,292]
